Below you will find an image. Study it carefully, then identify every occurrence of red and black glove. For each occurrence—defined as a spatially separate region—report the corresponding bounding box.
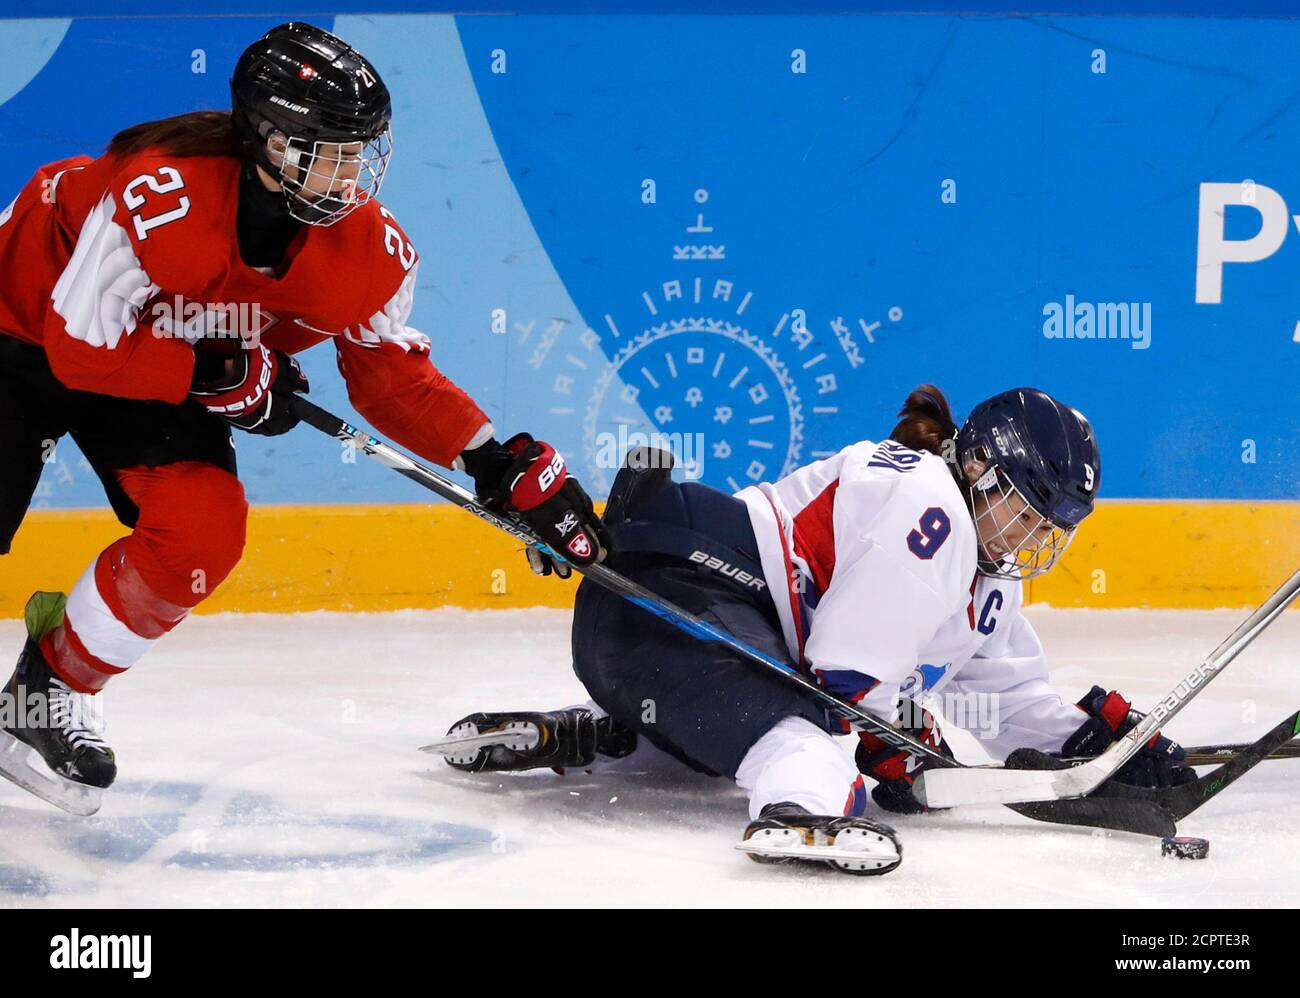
[189,342,309,436]
[854,703,954,814]
[1060,686,1196,789]
[462,433,610,578]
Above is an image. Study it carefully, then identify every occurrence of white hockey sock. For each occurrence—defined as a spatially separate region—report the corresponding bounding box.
[735,716,862,820]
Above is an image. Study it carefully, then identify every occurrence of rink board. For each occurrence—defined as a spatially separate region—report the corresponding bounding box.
[2,500,1297,614]
[4,14,1298,515]
[2,14,1298,616]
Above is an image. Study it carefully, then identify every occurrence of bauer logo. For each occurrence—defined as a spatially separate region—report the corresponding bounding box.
[1042,296,1151,350]
[687,550,767,591]
[268,94,311,115]
[49,930,151,978]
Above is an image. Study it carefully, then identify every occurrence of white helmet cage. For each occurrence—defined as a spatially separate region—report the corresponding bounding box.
[265,124,392,227]
[966,462,1077,581]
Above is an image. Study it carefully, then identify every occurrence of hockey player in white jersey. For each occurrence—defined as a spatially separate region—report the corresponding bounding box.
[433,385,1195,875]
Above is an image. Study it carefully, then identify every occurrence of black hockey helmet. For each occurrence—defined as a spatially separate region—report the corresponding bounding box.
[956,388,1100,579]
[230,22,393,226]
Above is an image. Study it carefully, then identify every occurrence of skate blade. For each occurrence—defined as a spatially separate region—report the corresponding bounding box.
[736,826,902,875]
[0,729,102,817]
[419,720,541,765]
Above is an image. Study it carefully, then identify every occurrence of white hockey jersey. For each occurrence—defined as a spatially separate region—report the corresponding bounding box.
[735,439,1085,760]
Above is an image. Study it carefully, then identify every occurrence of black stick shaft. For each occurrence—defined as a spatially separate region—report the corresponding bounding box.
[1183,737,1300,766]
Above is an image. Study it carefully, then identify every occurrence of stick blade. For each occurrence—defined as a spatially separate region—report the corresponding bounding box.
[1008,798,1177,837]
[913,763,1064,809]
[915,748,1116,809]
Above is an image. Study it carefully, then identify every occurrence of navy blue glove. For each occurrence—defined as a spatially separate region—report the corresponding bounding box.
[1061,686,1197,788]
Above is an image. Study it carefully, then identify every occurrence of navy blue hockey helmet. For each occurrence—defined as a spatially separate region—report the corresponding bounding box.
[956,388,1100,579]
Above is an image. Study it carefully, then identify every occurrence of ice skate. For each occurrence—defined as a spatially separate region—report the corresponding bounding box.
[421,707,637,773]
[0,593,116,816]
[737,802,903,876]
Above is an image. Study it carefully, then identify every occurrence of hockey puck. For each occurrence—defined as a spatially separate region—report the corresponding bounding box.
[1161,836,1210,860]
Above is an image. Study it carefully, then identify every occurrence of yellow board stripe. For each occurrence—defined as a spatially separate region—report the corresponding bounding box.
[1027,500,1300,609]
[2,500,1297,616]
[0,503,577,615]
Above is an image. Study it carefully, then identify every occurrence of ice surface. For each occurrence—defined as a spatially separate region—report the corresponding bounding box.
[0,606,1295,908]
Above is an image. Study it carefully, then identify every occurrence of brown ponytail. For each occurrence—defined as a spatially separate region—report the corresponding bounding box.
[107,110,241,159]
[889,383,958,458]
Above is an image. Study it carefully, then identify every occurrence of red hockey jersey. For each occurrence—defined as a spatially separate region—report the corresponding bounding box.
[0,150,489,467]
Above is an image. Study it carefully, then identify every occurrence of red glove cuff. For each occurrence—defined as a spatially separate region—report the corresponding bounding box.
[1097,691,1133,733]
[502,434,568,512]
[191,343,277,418]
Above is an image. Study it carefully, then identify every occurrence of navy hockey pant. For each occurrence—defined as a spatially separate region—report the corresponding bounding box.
[570,463,831,780]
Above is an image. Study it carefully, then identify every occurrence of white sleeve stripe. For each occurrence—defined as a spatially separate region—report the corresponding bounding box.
[342,261,431,353]
[50,192,160,350]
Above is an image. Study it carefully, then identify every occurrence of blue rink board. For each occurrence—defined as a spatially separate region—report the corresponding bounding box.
[0,12,1296,506]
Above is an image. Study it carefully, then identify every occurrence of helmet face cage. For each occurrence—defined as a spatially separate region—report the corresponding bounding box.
[270,125,392,226]
[966,464,1076,581]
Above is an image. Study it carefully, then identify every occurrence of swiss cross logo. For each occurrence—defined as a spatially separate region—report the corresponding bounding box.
[299,65,317,80]
[566,532,592,560]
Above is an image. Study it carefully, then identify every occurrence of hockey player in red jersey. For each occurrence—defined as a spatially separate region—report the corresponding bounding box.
[0,22,608,815]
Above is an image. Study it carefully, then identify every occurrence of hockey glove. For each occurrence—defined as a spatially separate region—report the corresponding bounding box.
[463,433,610,578]
[189,343,309,436]
[1059,685,1197,789]
[855,702,954,814]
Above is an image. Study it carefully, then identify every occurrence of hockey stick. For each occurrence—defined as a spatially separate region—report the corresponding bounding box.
[1144,709,1300,821]
[1010,709,1300,833]
[1183,736,1299,767]
[915,568,1300,809]
[1051,737,1300,767]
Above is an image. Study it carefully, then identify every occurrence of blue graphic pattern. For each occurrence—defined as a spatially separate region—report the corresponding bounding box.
[1,13,1295,509]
